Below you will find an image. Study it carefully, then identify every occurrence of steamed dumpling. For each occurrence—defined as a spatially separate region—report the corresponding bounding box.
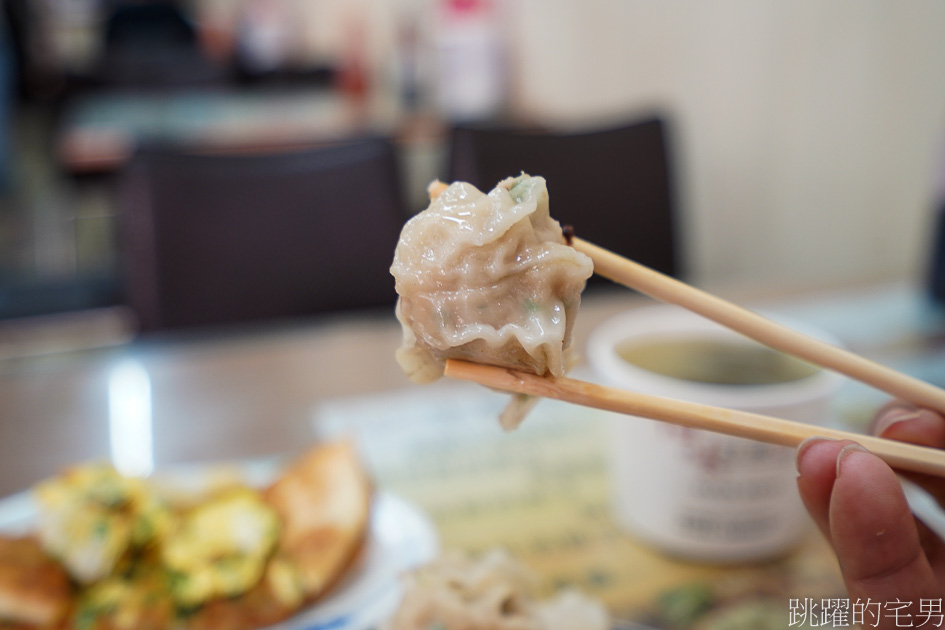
[391,174,593,384]
[381,549,610,630]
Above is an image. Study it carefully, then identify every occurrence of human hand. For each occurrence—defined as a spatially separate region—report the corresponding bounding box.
[796,402,945,628]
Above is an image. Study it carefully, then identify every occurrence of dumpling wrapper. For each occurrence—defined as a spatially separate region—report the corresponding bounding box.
[390,174,593,419]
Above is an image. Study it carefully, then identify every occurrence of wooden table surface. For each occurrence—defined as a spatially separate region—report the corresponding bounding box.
[2,282,943,626]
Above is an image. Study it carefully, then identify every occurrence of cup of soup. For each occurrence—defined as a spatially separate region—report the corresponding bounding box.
[587,305,843,562]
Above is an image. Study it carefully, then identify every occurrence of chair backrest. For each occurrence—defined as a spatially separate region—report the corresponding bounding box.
[104,2,197,51]
[447,117,683,280]
[117,138,405,333]
[97,1,224,88]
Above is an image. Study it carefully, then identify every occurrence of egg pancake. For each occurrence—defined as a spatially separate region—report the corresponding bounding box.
[3,440,372,630]
[264,440,372,599]
[189,440,373,630]
[0,536,71,628]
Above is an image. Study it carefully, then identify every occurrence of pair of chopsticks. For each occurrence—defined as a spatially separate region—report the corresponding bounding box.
[444,237,945,478]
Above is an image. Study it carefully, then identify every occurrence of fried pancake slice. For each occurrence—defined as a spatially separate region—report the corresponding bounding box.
[186,441,373,630]
[67,560,175,630]
[184,575,293,630]
[0,536,71,628]
[264,441,372,600]
[7,442,372,630]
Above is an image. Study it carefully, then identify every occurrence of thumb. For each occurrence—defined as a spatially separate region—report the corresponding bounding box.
[828,444,940,613]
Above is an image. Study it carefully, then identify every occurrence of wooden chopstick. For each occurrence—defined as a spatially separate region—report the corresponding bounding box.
[444,359,945,477]
[571,237,945,415]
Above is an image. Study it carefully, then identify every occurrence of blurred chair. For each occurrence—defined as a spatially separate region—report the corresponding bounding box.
[927,147,945,303]
[447,116,683,281]
[117,138,405,333]
[95,0,225,89]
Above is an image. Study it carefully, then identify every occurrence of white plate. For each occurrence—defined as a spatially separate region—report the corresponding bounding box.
[0,466,439,630]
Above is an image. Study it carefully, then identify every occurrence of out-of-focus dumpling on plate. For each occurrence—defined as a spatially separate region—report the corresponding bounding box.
[391,174,593,389]
[381,549,610,630]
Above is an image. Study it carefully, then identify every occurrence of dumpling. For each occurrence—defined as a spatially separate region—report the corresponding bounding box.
[381,549,611,630]
[390,174,593,385]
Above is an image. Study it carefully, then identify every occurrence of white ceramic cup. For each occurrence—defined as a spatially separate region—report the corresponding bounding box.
[587,305,843,562]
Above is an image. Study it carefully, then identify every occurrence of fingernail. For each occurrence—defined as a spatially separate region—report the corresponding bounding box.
[795,436,834,473]
[874,408,923,436]
[836,443,870,478]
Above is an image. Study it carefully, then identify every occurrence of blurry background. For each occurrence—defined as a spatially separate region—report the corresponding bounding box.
[1,0,945,339]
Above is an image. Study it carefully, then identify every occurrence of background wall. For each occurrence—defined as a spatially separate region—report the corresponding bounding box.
[506,1,945,289]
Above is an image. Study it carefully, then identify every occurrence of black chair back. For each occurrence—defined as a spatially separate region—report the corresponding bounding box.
[97,1,225,88]
[448,117,682,280]
[118,138,405,332]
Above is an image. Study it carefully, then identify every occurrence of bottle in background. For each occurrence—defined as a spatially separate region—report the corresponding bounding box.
[431,0,506,122]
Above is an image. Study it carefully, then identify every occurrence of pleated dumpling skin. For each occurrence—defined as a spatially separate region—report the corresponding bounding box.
[391,174,593,384]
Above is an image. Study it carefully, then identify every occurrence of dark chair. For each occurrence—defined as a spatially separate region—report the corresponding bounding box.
[927,150,945,302]
[117,138,405,333]
[447,117,683,281]
[95,1,226,89]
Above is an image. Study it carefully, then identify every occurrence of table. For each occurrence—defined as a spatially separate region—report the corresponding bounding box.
[2,282,944,626]
[55,87,408,174]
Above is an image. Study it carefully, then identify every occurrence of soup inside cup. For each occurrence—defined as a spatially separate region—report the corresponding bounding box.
[587,306,843,562]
